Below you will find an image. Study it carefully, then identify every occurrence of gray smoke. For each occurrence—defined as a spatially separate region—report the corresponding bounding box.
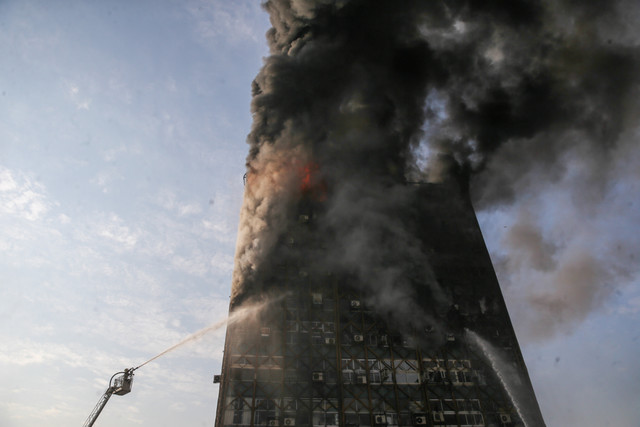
[232,0,640,339]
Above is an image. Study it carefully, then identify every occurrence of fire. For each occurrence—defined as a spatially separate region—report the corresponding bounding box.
[299,163,316,192]
[298,162,327,201]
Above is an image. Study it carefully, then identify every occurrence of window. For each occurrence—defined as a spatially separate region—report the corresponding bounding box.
[447,359,471,370]
[425,369,447,384]
[285,369,298,383]
[300,321,310,333]
[381,359,394,384]
[430,359,473,386]
[343,398,369,413]
[342,358,367,384]
[450,370,474,385]
[456,399,481,412]
[231,399,248,425]
[232,410,243,425]
[232,357,251,368]
[429,399,443,412]
[254,399,277,425]
[283,398,297,411]
[367,334,377,347]
[394,360,420,384]
[385,412,399,426]
[286,332,298,345]
[313,411,339,426]
[256,368,281,382]
[233,368,254,382]
[366,370,380,384]
[429,399,484,427]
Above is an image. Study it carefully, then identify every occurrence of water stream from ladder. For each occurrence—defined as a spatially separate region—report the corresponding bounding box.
[133,297,282,371]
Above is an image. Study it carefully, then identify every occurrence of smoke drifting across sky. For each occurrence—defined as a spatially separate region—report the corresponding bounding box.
[234,0,640,339]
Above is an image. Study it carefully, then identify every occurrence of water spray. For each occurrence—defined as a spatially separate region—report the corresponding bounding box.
[134,296,283,370]
[134,317,228,370]
[466,329,530,427]
[81,296,282,427]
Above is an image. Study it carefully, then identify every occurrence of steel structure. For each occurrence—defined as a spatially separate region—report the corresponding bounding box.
[214,181,545,427]
[82,369,134,427]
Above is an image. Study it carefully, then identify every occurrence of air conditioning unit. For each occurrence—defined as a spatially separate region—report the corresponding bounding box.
[283,418,295,426]
[356,375,367,384]
[354,334,364,342]
[312,371,324,382]
[414,414,427,425]
[350,300,361,308]
[267,420,279,426]
[500,413,512,423]
[325,337,336,345]
[432,412,445,422]
[374,414,386,424]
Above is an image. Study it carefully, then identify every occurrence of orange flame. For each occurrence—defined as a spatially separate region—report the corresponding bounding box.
[298,162,327,201]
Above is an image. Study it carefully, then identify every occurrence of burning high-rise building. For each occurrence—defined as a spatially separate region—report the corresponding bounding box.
[214,177,545,427]
[201,1,599,426]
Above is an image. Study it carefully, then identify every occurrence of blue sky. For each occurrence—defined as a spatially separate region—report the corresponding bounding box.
[0,1,638,426]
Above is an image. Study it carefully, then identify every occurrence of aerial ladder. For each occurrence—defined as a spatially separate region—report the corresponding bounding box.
[82,368,136,427]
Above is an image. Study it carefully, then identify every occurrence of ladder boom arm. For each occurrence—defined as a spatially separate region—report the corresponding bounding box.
[82,387,115,427]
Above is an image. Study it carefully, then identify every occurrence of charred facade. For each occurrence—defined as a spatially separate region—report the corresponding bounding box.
[214,180,545,427]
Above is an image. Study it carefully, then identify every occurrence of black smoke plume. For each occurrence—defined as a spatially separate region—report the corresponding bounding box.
[233,0,640,339]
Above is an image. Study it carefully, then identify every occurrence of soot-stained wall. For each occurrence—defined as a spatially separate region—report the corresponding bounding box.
[215,180,545,427]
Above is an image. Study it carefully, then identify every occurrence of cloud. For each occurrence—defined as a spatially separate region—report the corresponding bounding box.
[155,189,202,216]
[102,144,140,162]
[170,253,210,277]
[178,203,202,216]
[0,167,52,221]
[67,82,91,110]
[91,170,124,194]
[186,0,264,44]
[0,340,86,368]
[210,252,234,272]
[95,213,140,249]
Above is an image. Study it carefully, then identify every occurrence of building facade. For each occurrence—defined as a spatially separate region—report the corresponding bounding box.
[214,181,545,427]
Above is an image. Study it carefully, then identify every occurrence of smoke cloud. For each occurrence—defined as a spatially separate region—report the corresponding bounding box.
[233,0,640,339]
